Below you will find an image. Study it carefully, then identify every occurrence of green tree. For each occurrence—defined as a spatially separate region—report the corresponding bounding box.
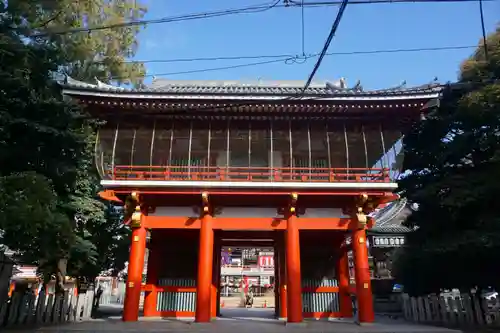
[393,26,500,296]
[0,0,146,291]
[6,0,147,86]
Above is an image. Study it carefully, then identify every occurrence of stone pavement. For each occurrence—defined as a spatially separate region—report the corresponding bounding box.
[3,307,464,333]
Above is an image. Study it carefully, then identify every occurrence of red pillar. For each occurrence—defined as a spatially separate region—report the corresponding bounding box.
[337,240,352,317]
[122,226,147,322]
[143,230,159,317]
[273,247,279,318]
[211,235,221,318]
[352,228,375,323]
[195,213,214,323]
[286,214,302,323]
[278,235,287,319]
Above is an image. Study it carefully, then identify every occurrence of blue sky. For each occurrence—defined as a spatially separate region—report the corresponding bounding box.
[134,0,499,90]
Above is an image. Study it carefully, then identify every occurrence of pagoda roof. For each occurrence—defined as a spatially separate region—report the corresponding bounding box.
[60,76,443,101]
[370,198,414,234]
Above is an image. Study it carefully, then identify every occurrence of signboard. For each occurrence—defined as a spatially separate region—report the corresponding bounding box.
[372,236,405,247]
[258,255,274,267]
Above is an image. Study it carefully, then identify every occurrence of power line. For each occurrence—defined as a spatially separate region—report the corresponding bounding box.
[478,0,489,60]
[301,0,306,56]
[30,1,281,37]
[111,45,476,65]
[301,0,349,92]
[291,0,497,5]
[26,0,496,37]
[108,45,477,80]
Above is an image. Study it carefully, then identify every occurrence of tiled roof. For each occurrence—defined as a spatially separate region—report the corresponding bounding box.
[370,198,414,234]
[60,76,443,98]
[369,225,413,234]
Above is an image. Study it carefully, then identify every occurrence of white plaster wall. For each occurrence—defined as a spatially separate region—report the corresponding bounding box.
[150,207,197,217]
[150,207,348,218]
[301,208,349,218]
[218,207,278,218]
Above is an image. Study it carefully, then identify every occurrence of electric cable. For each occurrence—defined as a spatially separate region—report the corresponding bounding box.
[22,0,496,37]
[478,0,489,60]
[106,45,477,80]
[300,0,349,93]
[29,0,281,37]
[108,45,477,65]
[301,0,306,56]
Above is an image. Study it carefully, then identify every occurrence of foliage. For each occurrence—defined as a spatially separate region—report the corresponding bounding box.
[0,0,147,286]
[393,25,500,296]
[5,0,147,86]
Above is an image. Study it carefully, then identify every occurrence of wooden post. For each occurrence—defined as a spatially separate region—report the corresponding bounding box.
[122,226,147,321]
[278,233,287,320]
[273,246,279,318]
[352,228,375,323]
[195,213,214,322]
[286,213,303,323]
[143,230,159,317]
[211,235,221,318]
[337,238,353,318]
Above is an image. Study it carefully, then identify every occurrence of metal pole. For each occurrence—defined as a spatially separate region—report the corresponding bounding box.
[248,122,252,167]
[307,121,312,178]
[343,122,349,176]
[168,123,174,167]
[130,128,137,165]
[379,124,388,172]
[361,125,368,169]
[326,123,331,170]
[226,119,230,173]
[207,120,212,172]
[188,121,193,177]
[111,123,119,178]
[149,121,156,169]
[270,120,274,179]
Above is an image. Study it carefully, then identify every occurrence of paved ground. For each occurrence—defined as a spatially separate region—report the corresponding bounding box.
[3,306,464,333]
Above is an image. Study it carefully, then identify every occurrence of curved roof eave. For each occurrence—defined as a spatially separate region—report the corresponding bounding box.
[59,76,444,101]
[370,198,414,234]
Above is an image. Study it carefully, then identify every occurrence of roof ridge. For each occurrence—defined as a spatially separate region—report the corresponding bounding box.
[59,76,444,99]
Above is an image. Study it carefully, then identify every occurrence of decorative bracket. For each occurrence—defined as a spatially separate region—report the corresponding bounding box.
[351,193,379,229]
[289,192,298,216]
[124,192,142,228]
[201,192,211,216]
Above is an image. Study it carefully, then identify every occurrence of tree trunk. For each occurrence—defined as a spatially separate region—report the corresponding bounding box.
[55,258,68,295]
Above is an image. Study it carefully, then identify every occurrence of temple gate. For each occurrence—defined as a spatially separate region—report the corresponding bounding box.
[61,77,441,324]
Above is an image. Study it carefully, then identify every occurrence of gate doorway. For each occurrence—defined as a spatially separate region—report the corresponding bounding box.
[216,231,279,320]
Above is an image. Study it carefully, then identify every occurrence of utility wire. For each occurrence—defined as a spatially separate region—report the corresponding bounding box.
[478,0,489,60]
[289,0,497,5]
[25,0,495,37]
[107,45,477,80]
[107,45,476,65]
[29,1,281,37]
[301,0,349,93]
[301,0,306,55]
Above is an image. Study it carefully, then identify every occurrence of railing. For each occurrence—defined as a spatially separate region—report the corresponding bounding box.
[109,166,391,183]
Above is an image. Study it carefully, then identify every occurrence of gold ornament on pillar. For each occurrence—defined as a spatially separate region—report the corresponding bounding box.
[354,193,369,229]
[289,192,298,215]
[130,205,142,228]
[201,192,211,216]
[356,206,367,229]
[124,192,142,228]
